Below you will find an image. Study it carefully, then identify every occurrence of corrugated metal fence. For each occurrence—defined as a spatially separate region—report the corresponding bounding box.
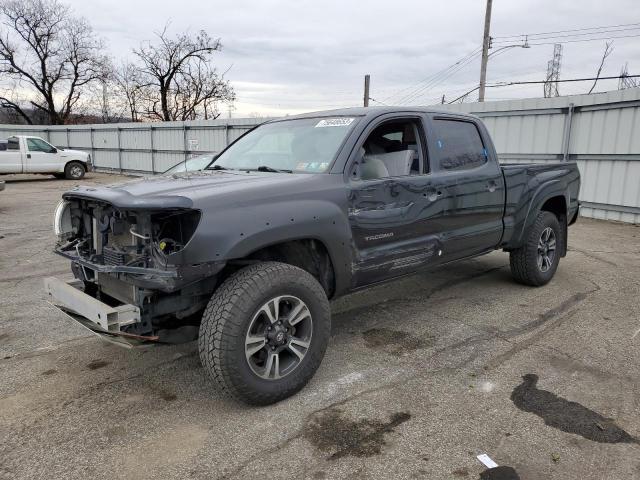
[0,117,266,174]
[1,88,639,222]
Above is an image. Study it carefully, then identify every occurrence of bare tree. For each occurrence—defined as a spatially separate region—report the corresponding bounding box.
[0,82,32,123]
[112,62,146,122]
[0,0,110,124]
[588,41,614,94]
[133,26,234,121]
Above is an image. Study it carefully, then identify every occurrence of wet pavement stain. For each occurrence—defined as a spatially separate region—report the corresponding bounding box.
[511,374,638,444]
[41,369,57,376]
[304,408,411,459]
[86,360,110,370]
[479,466,520,480]
[159,391,177,401]
[452,466,470,476]
[362,328,432,357]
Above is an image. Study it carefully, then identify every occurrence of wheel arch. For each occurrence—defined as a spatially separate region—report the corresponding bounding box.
[512,179,569,251]
[235,238,338,299]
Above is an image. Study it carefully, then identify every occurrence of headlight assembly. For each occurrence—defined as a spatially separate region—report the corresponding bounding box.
[53,200,74,240]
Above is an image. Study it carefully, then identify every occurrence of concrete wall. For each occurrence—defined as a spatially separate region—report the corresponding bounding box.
[1,88,639,223]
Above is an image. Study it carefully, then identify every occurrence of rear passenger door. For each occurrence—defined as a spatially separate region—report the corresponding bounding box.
[424,116,504,260]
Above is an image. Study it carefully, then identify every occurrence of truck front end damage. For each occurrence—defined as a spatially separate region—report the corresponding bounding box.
[46,192,221,346]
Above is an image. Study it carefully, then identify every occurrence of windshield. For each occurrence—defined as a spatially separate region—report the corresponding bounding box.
[211,117,358,173]
[164,153,216,174]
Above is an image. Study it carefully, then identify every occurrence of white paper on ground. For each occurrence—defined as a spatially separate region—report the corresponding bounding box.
[477,454,499,469]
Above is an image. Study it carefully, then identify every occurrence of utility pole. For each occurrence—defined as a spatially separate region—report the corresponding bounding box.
[101,79,109,122]
[363,74,370,107]
[478,0,493,102]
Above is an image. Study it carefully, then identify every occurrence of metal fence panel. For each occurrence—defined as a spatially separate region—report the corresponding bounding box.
[0,93,638,222]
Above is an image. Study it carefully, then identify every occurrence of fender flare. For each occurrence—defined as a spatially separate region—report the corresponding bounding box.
[512,179,568,247]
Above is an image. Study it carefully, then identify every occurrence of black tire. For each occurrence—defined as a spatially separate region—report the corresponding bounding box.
[64,161,85,180]
[509,211,562,286]
[198,261,331,405]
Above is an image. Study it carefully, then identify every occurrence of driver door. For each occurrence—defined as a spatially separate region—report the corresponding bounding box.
[347,115,451,287]
[24,137,58,173]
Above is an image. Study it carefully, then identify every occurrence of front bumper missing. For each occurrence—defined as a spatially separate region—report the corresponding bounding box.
[44,277,158,348]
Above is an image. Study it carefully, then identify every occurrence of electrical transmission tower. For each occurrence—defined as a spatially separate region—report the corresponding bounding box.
[618,63,638,90]
[544,44,562,98]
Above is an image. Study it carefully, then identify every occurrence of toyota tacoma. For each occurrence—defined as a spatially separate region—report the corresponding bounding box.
[45,107,580,405]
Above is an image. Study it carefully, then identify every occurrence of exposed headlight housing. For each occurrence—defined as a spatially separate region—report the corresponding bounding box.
[53,200,74,241]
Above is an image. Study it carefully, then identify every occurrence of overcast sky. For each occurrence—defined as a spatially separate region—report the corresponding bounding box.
[66,0,640,117]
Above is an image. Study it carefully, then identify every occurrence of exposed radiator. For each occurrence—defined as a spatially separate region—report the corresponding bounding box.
[103,246,126,266]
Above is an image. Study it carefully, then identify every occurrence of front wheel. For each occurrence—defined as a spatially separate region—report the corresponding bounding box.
[64,161,86,180]
[198,262,331,405]
[509,211,562,286]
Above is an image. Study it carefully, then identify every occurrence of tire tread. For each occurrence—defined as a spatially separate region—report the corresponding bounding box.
[198,261,330,405]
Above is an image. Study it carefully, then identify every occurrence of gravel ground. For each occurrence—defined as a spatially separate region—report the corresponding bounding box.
[1,172,639,480]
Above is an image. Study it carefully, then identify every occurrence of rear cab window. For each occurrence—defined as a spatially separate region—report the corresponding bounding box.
[430,118,488,171]
[7,137,19,151]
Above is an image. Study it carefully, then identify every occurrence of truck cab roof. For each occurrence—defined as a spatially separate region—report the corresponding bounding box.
[279,106,480,122]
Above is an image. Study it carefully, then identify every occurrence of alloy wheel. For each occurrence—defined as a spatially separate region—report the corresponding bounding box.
[537,226,556,272]
[245,295,313,380]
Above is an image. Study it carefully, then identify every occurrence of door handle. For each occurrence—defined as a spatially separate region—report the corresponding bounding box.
[27,154,31,159]
[486,180,497,193]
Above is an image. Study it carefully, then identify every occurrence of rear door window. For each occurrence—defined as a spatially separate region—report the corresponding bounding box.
[431,119,487,171]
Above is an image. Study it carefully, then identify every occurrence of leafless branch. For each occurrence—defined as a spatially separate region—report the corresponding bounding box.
[132,25,234,121]
[588,41,614,94]
[0,0,111,124]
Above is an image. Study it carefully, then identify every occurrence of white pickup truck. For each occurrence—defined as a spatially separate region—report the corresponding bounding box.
[0,135,92,180]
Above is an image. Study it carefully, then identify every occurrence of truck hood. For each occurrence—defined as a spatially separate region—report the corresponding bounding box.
[59,149,89,159]
[63,171,314,209]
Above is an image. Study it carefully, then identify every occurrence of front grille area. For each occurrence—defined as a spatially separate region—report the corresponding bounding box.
[103,246,126,266]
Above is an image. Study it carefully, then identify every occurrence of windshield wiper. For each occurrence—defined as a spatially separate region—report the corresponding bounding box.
[207,164,227,171]
[251,165,292,173]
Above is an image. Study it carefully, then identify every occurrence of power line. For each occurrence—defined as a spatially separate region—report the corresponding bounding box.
[397,49,483,104]
[492,74,640,86]
[392,48,481,104]
[446,74,640,104]
[382,46,482,104]
[492,27,640,44]
[492,22,640,40]
[522,33,640,46]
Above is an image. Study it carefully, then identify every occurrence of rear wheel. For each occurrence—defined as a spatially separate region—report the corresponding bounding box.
[64,161,85,180]
[509,211,561,286]
[198,262,331,405]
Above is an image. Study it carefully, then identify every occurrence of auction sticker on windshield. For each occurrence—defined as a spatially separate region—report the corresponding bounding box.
[315,118,355,128]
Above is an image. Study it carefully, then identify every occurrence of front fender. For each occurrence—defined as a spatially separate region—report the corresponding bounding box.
[182,199,354,295]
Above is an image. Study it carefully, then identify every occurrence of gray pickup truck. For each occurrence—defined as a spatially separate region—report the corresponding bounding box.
[45,107,580,404]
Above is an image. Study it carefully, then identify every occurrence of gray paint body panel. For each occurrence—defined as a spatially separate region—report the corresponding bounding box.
[59,107,581,298]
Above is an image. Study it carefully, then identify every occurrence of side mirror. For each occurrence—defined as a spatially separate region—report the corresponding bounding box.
[50,147,58,154]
